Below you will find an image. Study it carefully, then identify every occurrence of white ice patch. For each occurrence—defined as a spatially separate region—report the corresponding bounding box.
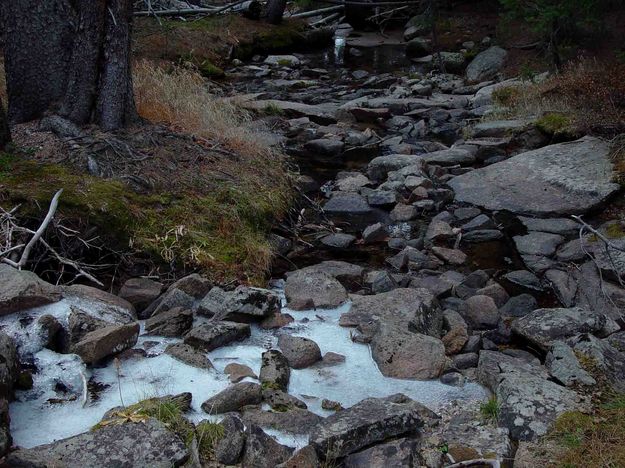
[6,284,488,450]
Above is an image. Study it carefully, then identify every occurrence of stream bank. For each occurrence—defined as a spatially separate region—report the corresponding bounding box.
[1,21,625,468]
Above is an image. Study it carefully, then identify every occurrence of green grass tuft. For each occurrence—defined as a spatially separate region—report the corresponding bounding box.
[480,396,500,423]
[535,112,572,135]
[196,421,225,460]
[263,103,285,116]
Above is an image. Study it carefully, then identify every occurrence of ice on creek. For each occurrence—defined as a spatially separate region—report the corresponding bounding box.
[4,290,488,449]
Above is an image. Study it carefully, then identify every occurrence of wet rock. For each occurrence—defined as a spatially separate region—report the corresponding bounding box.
[263,388,307,410]
[503,270,543,291]
[67,307,109,345]
[242,425,293,468]
[431,246,467,265]
[145,307,193,337]
[321,232,356,248]
[440,371,465,386]
[225,363,257,383]
[462,229,503,242]
[309,395,431,459]
[259,349,290,391]
[406,38,432,57]
[118,278,163,316]
[285,270,348,310]
[452,352,479,369]
[38,314,68,353]
[513,232,564,257]
[215,414,246,465]
[72,322,139,364]
[363,222,388,243]
[441,309,469,355]
[323,193,377,228]
[261,313,294,329]
[463,295,499,329]
[499,294,537,318]
[277,445,319,468]
[0,332,17,401]
[448,137,619,216]
[512,307,619,351]
[0,264,61,316]
[201,382,262,414]
[461,214,495,231]
[184,321,251,351]
[241,407,322,434]
[466,46,507,82]
[242,99,336,125]
[278,335,322,369]
[343,437,420,467]
[305,138,345,156]
[546,340,596,387]
[316,351,346,368]
[387,246,431,270]
[197,286,280,322]
[7,418,188,466]
[165,343,212,370]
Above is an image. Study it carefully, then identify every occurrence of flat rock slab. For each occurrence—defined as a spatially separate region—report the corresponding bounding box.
[240,99,337,125]
[284,270,348,310]
[0,264,61,316]
[72,322,139,364]
[309,396,427,459]
[448,137,619,215]
[6,418,188,467]
[184,321,251,351]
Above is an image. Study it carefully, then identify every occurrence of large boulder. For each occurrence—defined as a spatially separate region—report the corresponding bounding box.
[448,137,620,216]
[197,286,280,322]
[287,261,365,291]
[512,307,619,351]
[201,382,262,414]
[0,264,61,315]
[309,395,432,459]
[343,437,420,467]
[259,349,290,391]
[284,270,348,310]
[6,418,188,467]
[71,322,139,364]
[183,321,251,351]
[466,46,508,82]
[277,334,322,368]
[215,415,246,465]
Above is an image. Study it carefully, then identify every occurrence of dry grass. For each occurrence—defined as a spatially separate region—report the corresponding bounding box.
[490,58,625,136]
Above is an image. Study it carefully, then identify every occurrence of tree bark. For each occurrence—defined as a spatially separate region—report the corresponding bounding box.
[266,0,287,24]
[0,97,10,150]
[1,0,137,131]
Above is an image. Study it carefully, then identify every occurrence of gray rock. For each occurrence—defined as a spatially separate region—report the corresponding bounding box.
[224,363,257,383]
[512,307,619,351]
[463,295,499,329]
[453,352,479,369]
[466,46,507,82]
[277,445,319,468]
[38,314,68,353]
[263,388,307,410]
[309,395,431,459]
[288,261,365,291]
[461,214,495,232]
[265,55,300,66]
[503,270,543,291]
[0,264,61,316]
[556,239,587,262]
[367,154,423,182]
[6,418,188,467]
[321,233,356,248]
[259,349,290,391]
[431,246,467,265]
[522,254,556,274]
[241,407,322,435]
[499,294,537,318]
[513,232,564,257]
[545,269,577,307]
[409,271,464,298]
[215,415,246,465]
[390,203,418,222]
[118,278,163,316]
[440,371,465,386]
[422,148,475,166]
[145,307,193,337]
[441,309,469,355]
[323,193,375,227]
[570,334,625,392]
[72,322,139,364]
[201,382,262,414]
[448,137,620,216]
[0,332,17,401]
[278,335,322,369]
[169,273,212,299]
[367,190,398,207]
[197,286,280,322]
[477,350,550,392]
[546,340,596,387]
[387,246,431,270]
[406,38,432,57]
[165,343,212,369]
[343,437,420,467]
[184,321,251,351]
[67,307,109,345]
[462,229,503,242]
[476,282,509,308]
[149,288,194,318]
[518,216,580,236]
[469,119,531,138]
[425,220,455,246]
[242,425,294,468]
[363,222,388,243]
[284,270,348,310]
[365,271,397,294]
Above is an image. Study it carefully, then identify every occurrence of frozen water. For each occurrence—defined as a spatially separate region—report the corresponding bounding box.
[5,285,488,449]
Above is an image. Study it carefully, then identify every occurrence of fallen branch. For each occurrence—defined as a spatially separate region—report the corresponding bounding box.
[290,5,344,18]
[445,459,501,468]
[17,189,63,269]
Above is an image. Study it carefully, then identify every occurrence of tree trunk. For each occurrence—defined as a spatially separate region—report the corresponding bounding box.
[0,98,10,150]
[1,0,137,131]
[266,0,287,24]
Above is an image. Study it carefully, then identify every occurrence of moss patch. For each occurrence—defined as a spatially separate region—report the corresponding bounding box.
[0,150,287,284]
[535,112,573,136]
